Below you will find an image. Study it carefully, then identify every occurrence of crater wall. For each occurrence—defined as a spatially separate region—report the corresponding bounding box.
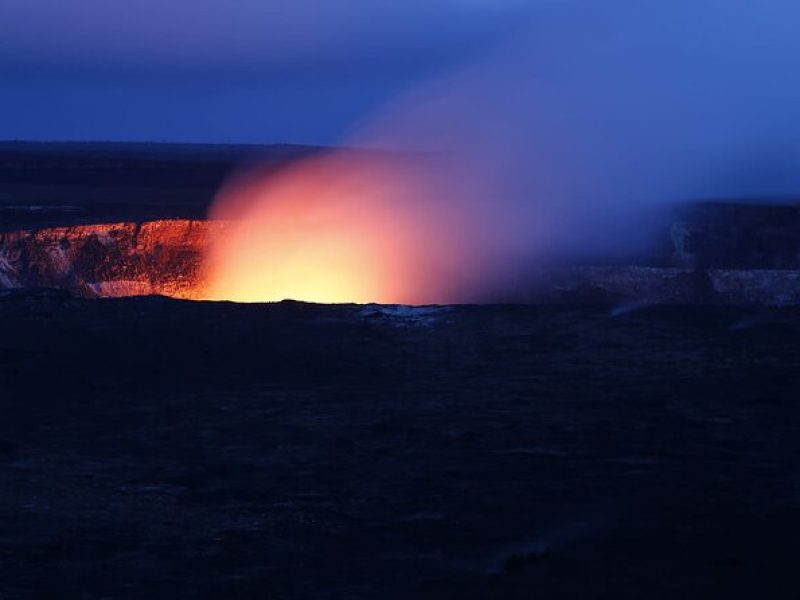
[0,220,231,299]
[2,202,800,304]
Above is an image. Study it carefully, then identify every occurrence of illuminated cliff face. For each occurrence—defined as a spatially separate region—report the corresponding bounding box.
[0,220,228,299]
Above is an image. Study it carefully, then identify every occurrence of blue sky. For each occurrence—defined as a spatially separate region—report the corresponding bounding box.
[0,0,533,144]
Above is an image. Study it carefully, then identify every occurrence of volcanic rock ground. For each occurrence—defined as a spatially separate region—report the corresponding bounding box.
[3,143,800,598]
[1,292,800,598]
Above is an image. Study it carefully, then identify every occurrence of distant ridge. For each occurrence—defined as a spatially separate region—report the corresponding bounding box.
[0,140,328,162]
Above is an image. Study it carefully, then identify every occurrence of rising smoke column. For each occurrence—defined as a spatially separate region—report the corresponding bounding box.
[205,0,800,304]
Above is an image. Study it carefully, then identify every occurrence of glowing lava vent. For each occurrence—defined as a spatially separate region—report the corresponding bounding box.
[203,151,480,305]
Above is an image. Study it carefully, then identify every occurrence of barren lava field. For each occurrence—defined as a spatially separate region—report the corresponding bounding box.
[1,293,800,597]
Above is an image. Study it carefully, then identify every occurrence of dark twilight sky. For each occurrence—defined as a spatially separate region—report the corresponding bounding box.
[0,0,534,145]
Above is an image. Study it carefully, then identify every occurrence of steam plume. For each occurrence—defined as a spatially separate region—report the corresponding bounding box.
[205,0,800,304]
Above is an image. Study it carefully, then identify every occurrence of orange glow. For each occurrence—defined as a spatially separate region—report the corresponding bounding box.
[203,151,471,304]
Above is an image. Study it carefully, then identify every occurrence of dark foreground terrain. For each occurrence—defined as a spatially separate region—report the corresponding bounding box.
[2,290,800,598]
